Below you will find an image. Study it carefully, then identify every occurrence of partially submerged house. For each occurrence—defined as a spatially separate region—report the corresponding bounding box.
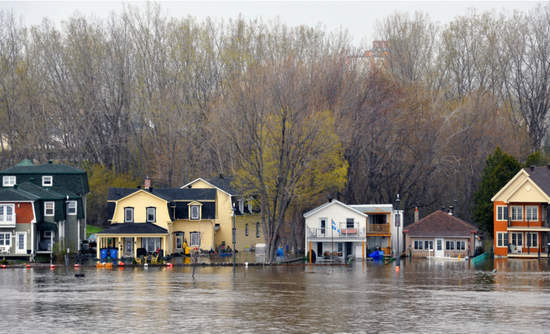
[404,209,478,258]
[0,159,88,258]
[492,165,550,258]
[304,200,367,261]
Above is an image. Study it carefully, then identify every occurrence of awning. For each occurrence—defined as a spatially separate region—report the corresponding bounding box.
[37,222,57,231]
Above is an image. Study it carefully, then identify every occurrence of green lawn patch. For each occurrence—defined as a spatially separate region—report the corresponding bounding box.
[86,224,103,238]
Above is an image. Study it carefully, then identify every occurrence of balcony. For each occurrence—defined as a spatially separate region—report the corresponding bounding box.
[367,223,390,234]
[306,224,365,241]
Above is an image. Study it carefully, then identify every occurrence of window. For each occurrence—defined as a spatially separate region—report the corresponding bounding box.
[320,219,326,234]
[456,240,465,250]
[511,206,523,221]
[245,223,249,236]
[527,232,538,248]
[176,233,183,249]
[496,206,509,221]
[424,240,433,250]
[190,232,201,247]
[2,176,15,187]
[142,237,161,253]
[346,218,354,228]
[337,243,343,252]
[414,240,423,250]
[256,222,260,238]
[446,240,455,250]
[44,201,55,217]
[190,205,200,220]
[146,207,156,223]
[437,239,442,251]
[124,207,134,223]
[0,232,10,246]
[0,204,15,224]
[16,232,26,254]
[497,232,509,247]
[67,201,77,215]
[42,176,53,187]
[511,232,523,246]
[526,206,538,221]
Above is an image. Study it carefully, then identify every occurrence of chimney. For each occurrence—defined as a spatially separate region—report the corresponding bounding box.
[144,176,151,190]
[448,205,454,216]
[414,207,419,223]
[328,197,333,203]
[530,165,535,171]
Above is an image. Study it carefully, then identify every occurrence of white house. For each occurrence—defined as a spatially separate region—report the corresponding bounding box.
[304,200,367,261]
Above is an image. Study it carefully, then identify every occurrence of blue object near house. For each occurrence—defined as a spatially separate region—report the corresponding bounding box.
[100,248,108,260]
[276,247,284,257]
[109,248,118,260]
[368,250,384,260]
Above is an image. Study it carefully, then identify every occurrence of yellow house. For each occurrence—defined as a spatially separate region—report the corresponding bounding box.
[182,175,263,251]
[97,180,218,259]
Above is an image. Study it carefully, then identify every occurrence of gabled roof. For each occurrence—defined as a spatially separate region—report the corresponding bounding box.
[108,187,216,202]
[0,187,40,201]
[404,210,478,237]
[97,223,168,234]
[0,162,85,175]
[17,182,67,200]
[303,200,368,218]
[524,166,550,198]
[181,176,237,196]
[491,169,529,202]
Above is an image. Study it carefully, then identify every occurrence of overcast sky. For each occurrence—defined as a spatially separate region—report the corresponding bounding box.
[0,1,540,46]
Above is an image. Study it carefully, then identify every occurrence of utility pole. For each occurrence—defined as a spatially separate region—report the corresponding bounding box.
[232,203,237,272]
[395,194,401,272]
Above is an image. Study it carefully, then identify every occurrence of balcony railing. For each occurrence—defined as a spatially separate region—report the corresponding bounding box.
[307,225,366,240]
[367,223,390,233]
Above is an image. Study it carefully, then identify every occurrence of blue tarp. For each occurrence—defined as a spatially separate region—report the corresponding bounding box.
[368,250,384,260]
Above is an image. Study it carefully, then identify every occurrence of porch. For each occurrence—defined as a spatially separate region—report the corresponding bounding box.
[96,223,169,260]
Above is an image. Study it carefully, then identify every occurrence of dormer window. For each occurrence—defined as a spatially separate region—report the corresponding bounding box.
[42,176,53,187]
[124,207,134,223]
[2,176,15,187]
[190,205,200,220]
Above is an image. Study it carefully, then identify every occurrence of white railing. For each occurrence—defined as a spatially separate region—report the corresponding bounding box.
[307,224,366,240]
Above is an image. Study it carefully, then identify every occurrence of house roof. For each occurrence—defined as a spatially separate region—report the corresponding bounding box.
[349,204,394,213]
[15,159,34,167]
[17,182,67,200]
[181,176,238,196]
[0,187,40,201]
[404,210,478,237]
[524,166,550,197]
[0,162,85,175]
[97,223,168,234]
[107,187,216,202]
[303,200,368,218]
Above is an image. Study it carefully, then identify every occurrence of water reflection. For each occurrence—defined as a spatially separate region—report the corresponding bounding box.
[1,258,550,332]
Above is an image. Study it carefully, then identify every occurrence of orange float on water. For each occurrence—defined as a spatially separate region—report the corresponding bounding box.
[25,264,31,269]
[50,264,56,270]
[0,264,7,269]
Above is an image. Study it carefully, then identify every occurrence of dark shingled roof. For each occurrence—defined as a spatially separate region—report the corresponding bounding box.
[525,166,550,196]
[0,187,40,201]
[205,176,238,195]
[17,182,66,200]
[108,187,216,201]
[404,210,478,238]
[0,162,85,175]
[97,223,168,234]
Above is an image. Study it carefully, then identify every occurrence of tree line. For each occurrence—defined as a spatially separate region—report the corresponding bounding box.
[0,3,547,258]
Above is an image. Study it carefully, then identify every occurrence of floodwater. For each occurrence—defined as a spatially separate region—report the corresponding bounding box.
[2,258,550,333]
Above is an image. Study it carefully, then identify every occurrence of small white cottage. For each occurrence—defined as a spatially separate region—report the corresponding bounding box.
[304,200,367,262]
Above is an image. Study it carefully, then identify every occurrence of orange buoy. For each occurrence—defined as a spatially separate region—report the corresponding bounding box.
[118,261,125,266]
[395,265,400,272]
[0,264,6,269]
[74,263,80,268]
[166,263,173,268]
[50,264,56,270]
[25,264,31,269]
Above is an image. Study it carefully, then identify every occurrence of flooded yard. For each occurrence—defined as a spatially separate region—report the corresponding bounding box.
[2,258,550,333]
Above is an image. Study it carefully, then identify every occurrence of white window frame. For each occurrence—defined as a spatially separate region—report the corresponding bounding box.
[511,206,523,221]
[510,232,523,247]
[190,205,200,220]
[146,207,156,223]
[16,232,26,254]
[496,206,509,221]
[190,231,200,247]
[526,232,538,248]
[446,240,455,250]
[44,201,55,217]
[0,232,11,247]
[424,240,433,250]
[42,175,53,187]
[124,207,134,223]
[496,232,508,247]
[2,176,15,187]
[456,240,466,250]
[526,206,538,221]
[414,240,423,250]
[0,204,15,225]
[67,200,77,216]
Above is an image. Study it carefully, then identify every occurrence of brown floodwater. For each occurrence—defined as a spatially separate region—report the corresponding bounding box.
[1,258,550,333]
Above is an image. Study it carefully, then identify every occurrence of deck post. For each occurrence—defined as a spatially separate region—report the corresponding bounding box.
[118,237,122,259]
[133,237,138,259]
[96,236,100,260]
[362,241,365,260]
[309,241,312,264]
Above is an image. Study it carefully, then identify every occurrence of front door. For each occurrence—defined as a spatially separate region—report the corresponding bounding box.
[124,238,134,257]
[345,242,352,258]
[435,239,444,257]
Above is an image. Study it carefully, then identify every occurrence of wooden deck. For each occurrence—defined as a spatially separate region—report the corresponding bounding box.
[507,253,550,258]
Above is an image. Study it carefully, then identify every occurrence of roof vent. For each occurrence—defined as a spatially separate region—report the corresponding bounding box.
[530,165,535,171]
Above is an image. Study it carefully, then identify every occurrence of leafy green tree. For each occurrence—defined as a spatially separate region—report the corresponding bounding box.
[472,147,521,233]
[524,151,548,167]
